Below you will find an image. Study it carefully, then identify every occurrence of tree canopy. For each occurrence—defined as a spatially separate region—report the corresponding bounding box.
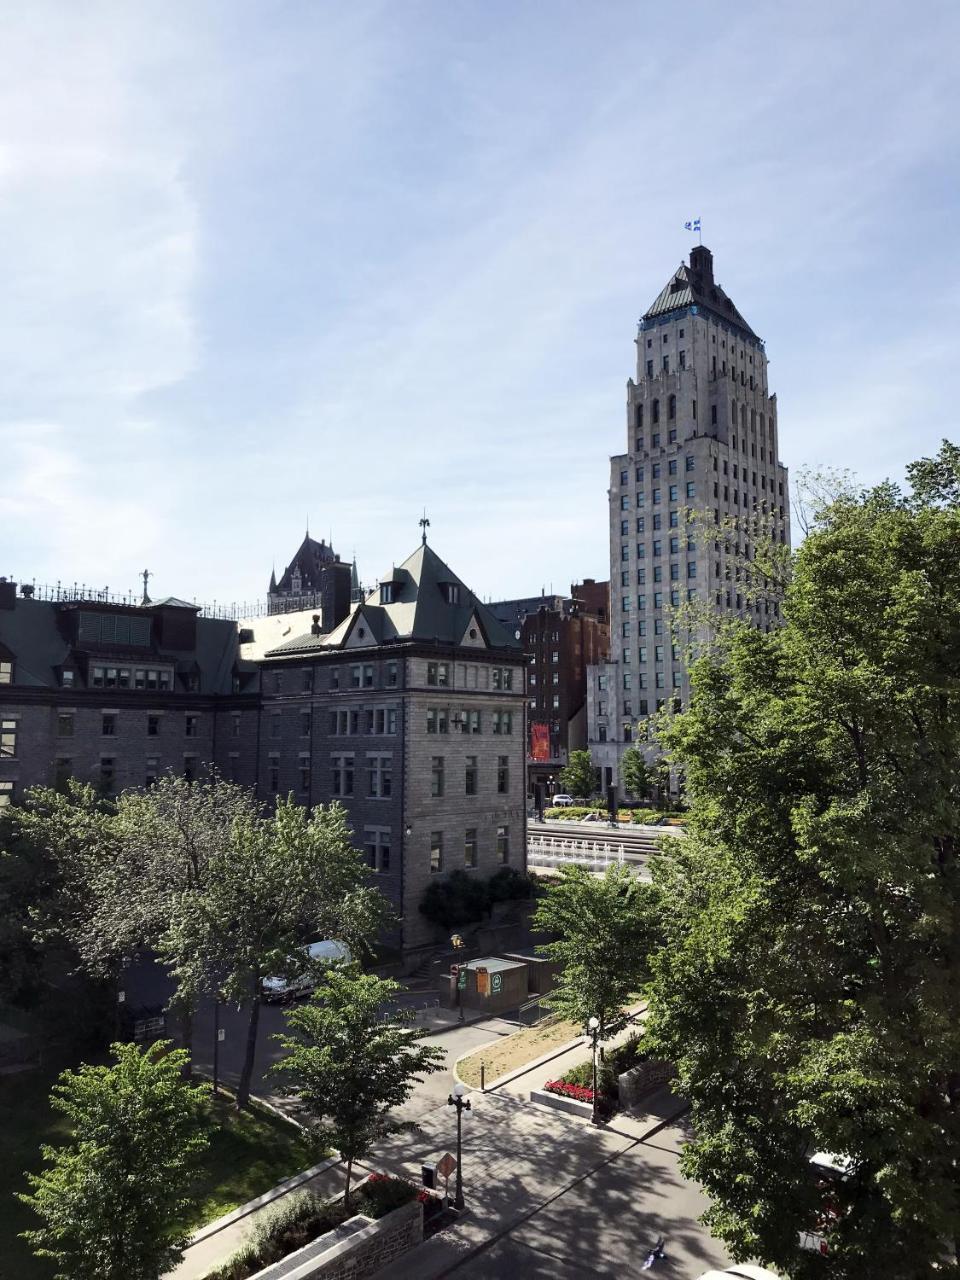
[647,442,960,1276]
[19,1041,210,1280]
[272,968,443,1208]
[534,862,654,1037]
[557,750,600,800]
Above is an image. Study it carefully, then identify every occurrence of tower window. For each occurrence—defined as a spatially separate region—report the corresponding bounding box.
[652,399,660,424]
[668,395,676,420]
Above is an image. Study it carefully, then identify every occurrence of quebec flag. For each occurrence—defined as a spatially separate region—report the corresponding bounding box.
[684,218,701,232]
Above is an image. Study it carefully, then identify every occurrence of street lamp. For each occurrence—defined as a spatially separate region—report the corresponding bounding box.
[447,1082,471,1209]
[588,1016,601,1125]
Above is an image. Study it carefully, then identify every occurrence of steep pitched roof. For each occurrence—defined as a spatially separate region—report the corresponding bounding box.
[266,542,519,657]
[644,247,757,339]
[272,534,337,594]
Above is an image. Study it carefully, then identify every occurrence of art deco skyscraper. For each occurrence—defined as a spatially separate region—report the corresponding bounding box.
[587,245,791,792]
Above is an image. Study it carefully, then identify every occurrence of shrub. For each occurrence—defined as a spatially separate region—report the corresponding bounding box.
[419,869,490,929]
[487,866,534,903]
[356,1173,419,1219]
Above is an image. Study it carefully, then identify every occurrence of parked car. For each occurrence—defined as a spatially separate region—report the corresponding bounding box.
[697,1267,780,1280]
[551,794,575,807]
[262,939,351,1003]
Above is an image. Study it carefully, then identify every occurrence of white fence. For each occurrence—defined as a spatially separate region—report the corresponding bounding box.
[526,837,650,877]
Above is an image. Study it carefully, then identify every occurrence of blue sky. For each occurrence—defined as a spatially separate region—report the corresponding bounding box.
[3,1,958,608]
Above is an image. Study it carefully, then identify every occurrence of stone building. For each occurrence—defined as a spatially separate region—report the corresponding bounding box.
[267,531,356,624]
[489,581,609,796]
[0,578,258,807]
[588,245,791,792]
[257,538,526,951]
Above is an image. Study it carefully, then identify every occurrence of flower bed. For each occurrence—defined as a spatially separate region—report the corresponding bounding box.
[544,1079,595,1103]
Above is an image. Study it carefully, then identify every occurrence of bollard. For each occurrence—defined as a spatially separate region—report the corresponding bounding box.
[481,1061,486,1092]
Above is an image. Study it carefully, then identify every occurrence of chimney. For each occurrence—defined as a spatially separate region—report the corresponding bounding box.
[310,613,322,637]
[689,245,714,285]
[0,578,16,610]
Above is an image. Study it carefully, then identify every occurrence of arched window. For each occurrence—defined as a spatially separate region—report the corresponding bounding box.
[668,394,676,420]
[635,404,644,430]
[652,399,660,424]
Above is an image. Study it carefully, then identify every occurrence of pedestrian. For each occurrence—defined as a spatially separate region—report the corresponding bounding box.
[641,1237,666,1269]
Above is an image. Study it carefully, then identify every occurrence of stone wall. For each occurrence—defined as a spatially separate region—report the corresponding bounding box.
[617,1059,675,1109]
[250,1199,423,1280]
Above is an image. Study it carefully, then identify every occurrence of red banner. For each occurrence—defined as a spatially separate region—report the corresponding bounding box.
[529,721,550,762]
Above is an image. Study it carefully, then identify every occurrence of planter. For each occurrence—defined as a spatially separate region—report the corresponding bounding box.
[248,1199,423,1280]
[530,1087,595,1120]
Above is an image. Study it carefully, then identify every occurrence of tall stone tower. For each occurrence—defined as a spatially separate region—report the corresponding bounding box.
[587,245,790,793]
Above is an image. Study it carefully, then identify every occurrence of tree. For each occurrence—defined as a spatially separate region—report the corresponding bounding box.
[648,445,960,1276]
[163,798,389,1108]
[557,750,599,800]
[619,744,653,802]
[19,1041,211,1280]
[272,968,444,1210]
[533,863,654,1038]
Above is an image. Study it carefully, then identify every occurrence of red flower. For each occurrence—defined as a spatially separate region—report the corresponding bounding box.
[544,1080,595,1102]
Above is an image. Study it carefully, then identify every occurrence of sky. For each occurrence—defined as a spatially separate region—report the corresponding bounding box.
[2,1,959,610]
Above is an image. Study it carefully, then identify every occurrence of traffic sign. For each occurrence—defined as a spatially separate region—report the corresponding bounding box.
[437,1152,458,1180]
[491,972,502,993]
[458,970,467,990]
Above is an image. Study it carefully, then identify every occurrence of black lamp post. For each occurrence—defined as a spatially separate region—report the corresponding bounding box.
[588,1016,601,1125]
[447,1083,471,1209]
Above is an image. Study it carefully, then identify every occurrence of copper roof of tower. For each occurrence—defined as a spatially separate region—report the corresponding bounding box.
[643,246,758,340]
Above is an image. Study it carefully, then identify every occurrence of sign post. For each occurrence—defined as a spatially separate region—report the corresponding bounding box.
[437,1151,457,1206]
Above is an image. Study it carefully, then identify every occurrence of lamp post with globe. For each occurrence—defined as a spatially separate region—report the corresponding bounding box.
[447,1082,472,1209]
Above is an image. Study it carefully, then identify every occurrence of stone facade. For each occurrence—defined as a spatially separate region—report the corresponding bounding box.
[589,245,791,791]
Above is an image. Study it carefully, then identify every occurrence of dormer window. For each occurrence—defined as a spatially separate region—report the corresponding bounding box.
[380,583,396,605]
[443,583,460,605]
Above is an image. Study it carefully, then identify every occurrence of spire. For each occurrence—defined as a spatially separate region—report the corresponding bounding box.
[419,509,430,546]
[269,565,277,593]
[141,568,151,606]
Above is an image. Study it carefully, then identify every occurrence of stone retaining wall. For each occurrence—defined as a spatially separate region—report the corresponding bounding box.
[249,1200,423,1280]
[617,1059,675,1109]
[530,1088,594,1120]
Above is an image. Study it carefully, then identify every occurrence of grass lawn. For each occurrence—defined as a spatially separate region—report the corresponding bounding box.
[456,1017,581,1087]
[0,1061,318,1280]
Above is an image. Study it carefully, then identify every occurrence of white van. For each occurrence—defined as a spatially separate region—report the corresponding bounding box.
[262,939,351,1003]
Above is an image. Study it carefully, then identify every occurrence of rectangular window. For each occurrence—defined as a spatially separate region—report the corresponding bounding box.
[426,707,449,734]
[430,831,444,873]
[431,756,445,798]
[464,828,478,868]
[299,755,311,793]
[57,712,74,737]
[497,755,509,794]
[427,662,450,687]
[266,757,278,792]
[686,481,696,498]
[492,710,513,735]
[185,714,198,738]
[386,661,398,687]
[55,757,72,790]
[465,709,481,735]
[300,710,312,737]
[364,828,391,873]
[102,713,116,737]
[465,755,478,795]
[368,754,393,798]
[497,824,510,864]
[333,755,354,797]
[363,664,374,688]
[1,718,17,758]
[350,664,363,688]
[0,660,12,684]
[330,668,340,690]
[100,757,116,793]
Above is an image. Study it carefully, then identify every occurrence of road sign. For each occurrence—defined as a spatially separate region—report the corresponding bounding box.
[437,1152,457,1179]
[458,970,467,990]
[491,972,502,994]
[451,963,459,976]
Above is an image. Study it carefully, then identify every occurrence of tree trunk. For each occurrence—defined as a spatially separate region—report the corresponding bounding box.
[236,992,261,1110]
[175,997,195,1077]
[344,1155,354,1213]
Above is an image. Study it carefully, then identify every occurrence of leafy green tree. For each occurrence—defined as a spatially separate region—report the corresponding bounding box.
[19,1041,211,1280]
[164,798,388,1108]
[619,744,653,801]
[533,863,654,1038]
[648,444,960,1276]
[272,968,444,1210]
[557,750,600,800]
[419,868,491,930]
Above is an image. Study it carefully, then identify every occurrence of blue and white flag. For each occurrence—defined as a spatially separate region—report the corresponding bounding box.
[684,218,701,232]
